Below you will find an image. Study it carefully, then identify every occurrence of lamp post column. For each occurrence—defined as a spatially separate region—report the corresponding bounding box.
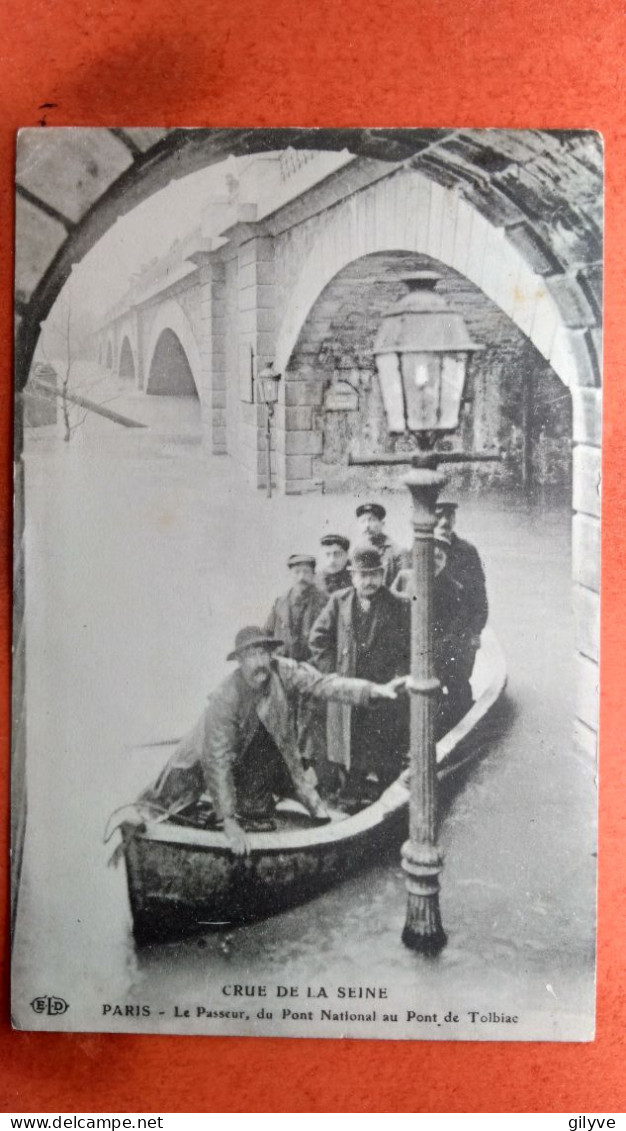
[258,363,281,500]
[265,404,273,499]
[401,455,448,953]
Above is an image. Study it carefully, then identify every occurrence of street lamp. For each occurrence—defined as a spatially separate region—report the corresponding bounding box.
[351,271,493,953]
[374,272,481,442]
[257,362,282,499]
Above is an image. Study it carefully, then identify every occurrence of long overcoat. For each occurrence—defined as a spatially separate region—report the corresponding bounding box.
[264,585,329,661]
[446,534,488,638]
[145,657,377,819]
[308,587,410,771]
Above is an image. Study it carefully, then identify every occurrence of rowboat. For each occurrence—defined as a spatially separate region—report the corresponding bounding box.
[119,628,506,945]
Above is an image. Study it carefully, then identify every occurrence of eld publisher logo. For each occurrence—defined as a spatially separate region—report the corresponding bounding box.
[30,995,69,1016]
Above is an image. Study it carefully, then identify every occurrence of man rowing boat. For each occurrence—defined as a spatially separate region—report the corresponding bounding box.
[142,626,405,856]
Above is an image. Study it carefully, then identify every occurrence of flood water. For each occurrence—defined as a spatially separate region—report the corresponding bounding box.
[12,369,596,1041]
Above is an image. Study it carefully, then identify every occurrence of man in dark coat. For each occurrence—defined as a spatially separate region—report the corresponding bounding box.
[434,500,489,717]
[142,626,405,856]
[264,553,330,789]
[390,531,468,736]
[309,545,410,807]
[318,534,352,596]
[264,554,328,662]
[355,502,405,588]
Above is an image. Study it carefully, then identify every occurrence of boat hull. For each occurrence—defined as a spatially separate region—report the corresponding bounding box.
[121,629,506,944]
[123,803,405,944]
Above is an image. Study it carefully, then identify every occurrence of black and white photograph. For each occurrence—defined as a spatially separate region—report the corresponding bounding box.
[11,127,601,1041]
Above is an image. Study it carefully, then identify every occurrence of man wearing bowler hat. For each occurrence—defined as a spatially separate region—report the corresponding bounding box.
[318,534,352,596]
[142,626,405,856]
[309,545,410,808]
[355,502,405,588]
[434,499,489,717]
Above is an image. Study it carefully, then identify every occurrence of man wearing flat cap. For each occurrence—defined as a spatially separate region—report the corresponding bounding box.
[142,626,404,856]
[264,554,330,790]
[264,554,328,663]
[355,502,405,588]
[318,534,352,597]
[434,499,489,718]
[309,545,410,808]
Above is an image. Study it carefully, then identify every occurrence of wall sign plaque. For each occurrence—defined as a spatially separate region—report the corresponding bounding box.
[324,380,360,411]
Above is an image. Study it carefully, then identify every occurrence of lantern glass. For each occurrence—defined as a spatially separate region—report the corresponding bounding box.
[375,352,406,434]
[376,350,469,435]
[258,363,281,406]
[400,352,442,433]
[438,353,468,430]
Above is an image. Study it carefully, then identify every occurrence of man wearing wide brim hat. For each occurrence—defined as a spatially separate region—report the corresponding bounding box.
[309,544,411,807]
[142,624,405,856]
[355,502,406,588]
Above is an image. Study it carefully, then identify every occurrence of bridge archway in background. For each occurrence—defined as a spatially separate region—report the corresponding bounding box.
[284,248,572,497]
[145,299,202,396]
[148,329,198,396]
[105,339,113,369]
[276,169,597,394]
[118,336,136,380]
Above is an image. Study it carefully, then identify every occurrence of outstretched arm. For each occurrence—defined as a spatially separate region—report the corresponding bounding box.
[277,657,405,705]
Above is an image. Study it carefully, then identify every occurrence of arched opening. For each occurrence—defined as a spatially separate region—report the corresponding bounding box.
[105,340,113,369]
[118,336,135,380]
[147,328,199,396]
[286,251,572,500]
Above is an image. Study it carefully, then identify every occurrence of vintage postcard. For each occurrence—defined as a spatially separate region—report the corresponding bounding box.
[11,128,601,1040]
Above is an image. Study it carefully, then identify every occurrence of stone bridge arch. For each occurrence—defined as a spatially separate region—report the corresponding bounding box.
[144,299,203,397]
[118,335,136,380]
[273,167,598,499]
[105,336,114,370]
[276,170,598,393]
[280,249,573,496]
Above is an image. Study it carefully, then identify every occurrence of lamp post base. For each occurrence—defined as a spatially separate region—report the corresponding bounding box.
[401,840,447,954]
[401,904,447,954]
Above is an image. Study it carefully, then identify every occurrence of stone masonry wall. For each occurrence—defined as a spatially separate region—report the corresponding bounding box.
[571,388,601,766]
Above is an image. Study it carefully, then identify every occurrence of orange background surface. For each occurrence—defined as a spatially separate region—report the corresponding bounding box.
[1,0,625,1113]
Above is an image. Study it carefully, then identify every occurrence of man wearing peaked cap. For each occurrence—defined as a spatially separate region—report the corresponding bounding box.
[355,502,386,521]
[355,502,405,588]
[141,625,405,856]
[309,543,411,808]
[319,533,352,596]
[434,498,489,720]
